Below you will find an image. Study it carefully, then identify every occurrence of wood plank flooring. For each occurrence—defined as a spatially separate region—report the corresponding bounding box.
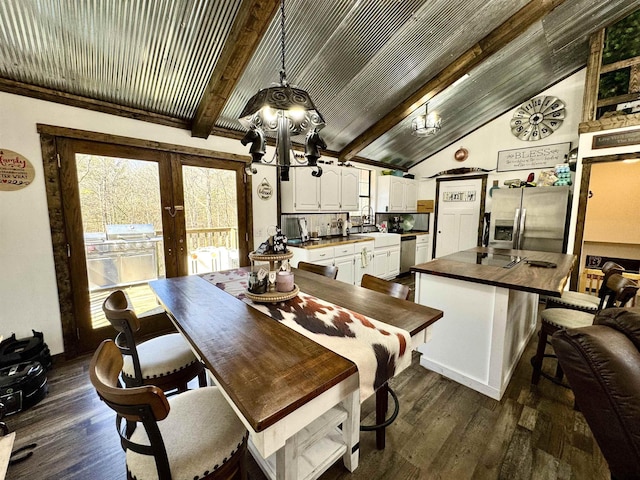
[4,281,610,479]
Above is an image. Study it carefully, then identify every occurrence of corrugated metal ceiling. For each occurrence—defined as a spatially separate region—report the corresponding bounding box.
[0,0,638,170]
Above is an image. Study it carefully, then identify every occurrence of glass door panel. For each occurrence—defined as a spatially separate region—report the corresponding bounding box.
[181,165,239,275]
[75,154,166,330]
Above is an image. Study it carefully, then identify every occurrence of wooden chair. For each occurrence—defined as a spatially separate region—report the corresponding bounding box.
[89,340,247,480]
[531,273,639,386]
[546,261,624,313]
[361,274,410,300]
[103,290,206,393]
[358,274,410,450]
[297,261,339,279]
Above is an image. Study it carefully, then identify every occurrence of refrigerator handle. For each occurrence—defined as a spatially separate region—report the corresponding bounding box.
[512,208,520,249]
[518,208,527,249]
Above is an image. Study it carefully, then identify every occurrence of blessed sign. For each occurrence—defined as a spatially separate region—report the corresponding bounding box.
[0,149,36,191]
[497,142,570,172]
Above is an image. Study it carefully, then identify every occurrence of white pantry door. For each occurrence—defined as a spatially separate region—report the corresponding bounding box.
[435,178,483,258]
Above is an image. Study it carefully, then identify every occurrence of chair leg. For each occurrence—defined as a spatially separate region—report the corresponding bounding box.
[375,383,388,450]
[197,366,207,388]
[531,329,548,385]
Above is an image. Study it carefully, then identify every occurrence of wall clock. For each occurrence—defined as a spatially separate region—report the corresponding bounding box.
[510,96,565,141]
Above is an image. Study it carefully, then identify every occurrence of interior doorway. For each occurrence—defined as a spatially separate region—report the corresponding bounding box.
[40,128,251,355]
[571,153,640,289]
[433,176,487,259]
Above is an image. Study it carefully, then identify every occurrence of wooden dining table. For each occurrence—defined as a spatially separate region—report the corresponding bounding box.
[150,267,442,480]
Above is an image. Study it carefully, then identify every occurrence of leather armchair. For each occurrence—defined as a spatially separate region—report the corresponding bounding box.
[551,307,640,480]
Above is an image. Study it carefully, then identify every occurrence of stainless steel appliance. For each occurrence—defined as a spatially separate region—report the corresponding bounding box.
[85,224,161,290]
[489,186,570,253]
[400,235,416,274]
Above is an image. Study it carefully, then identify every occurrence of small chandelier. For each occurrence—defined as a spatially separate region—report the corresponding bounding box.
[411,103,441,137]
[239,0,325,181]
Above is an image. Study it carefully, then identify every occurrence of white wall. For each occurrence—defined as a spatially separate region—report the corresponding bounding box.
[0,91,277,354]
[410,69,586,235]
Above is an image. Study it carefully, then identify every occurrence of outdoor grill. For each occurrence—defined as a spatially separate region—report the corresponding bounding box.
[85,224,161,290]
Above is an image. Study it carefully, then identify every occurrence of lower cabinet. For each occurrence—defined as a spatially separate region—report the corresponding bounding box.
[373,246,400,280]
[288,241,374,286]
[415,233,431,265]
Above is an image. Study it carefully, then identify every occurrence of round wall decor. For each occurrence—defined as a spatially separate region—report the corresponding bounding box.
[454,147,468,162]
[510,96,565,141]
[0,149,36,191]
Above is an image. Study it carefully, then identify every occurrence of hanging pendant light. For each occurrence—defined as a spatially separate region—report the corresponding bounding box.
[239,0,325,181]
[411,103,441,137]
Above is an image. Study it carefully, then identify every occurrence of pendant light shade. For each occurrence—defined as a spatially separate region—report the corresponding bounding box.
[239,0,325,180]
[411,104,441,137]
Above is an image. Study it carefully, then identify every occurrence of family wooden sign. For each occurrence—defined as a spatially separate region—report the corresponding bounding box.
[0,149,35,191]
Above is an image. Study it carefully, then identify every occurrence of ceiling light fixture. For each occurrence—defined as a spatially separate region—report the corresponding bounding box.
[238,0,326,181]
[411,103,441,137]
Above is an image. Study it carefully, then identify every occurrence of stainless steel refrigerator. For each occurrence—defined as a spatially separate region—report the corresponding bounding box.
[489,186,571,253]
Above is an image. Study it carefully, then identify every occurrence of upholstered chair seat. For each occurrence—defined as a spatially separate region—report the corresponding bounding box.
[121,333,200,384]
[127,386,247,480]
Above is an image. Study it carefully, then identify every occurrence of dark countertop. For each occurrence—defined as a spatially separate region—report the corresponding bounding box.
[411,246,576,297]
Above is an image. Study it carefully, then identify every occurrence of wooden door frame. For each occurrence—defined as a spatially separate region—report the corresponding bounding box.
[432,174,487,259]
[570,150,640,290]
[38,124,253,357]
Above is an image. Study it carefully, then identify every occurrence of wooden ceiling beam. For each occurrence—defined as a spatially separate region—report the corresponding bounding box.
[191,0,281,138]
[338,0,567,163]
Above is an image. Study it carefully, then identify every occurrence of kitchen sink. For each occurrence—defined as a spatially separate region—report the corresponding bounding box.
[351,232,401,248]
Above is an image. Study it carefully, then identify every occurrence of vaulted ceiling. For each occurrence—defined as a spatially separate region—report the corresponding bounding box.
[1,0,638,171]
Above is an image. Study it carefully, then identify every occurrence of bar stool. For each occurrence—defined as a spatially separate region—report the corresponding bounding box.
[297,261,339,279]
[531,273,639,386]
[545,261,624,313]
[103,290,207,393]
[359,274,410,450]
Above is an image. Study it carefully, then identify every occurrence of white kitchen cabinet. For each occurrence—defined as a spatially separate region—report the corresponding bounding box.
[319,166,341,211]
[415,233,431,265]
[372,246,401,280]
[376,176,417,213]
[333,244,355,284]
[281,165,361,213]
[339,168,359,211]
[354,241,374,286]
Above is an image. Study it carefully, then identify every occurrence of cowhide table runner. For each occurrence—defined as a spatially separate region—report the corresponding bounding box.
[200,269,412,402]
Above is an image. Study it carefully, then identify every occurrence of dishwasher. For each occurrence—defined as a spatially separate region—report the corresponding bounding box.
[400,235,416,274]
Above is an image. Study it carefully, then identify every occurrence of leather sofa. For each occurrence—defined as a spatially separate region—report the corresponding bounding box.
[551,307,640,480]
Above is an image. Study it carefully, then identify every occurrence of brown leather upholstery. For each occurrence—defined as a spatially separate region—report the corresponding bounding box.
[297,261,339,279]
[361,274,410,300]
[551,308,640,480]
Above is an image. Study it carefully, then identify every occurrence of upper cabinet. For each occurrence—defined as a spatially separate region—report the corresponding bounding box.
[281,165,360,213]
[376,176,417,213]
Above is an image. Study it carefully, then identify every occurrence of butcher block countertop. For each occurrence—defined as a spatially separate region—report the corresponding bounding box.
[288,235,377,249]
[412,246,576,297]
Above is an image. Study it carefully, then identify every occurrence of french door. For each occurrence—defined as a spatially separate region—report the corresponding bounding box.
[57,138,250,353]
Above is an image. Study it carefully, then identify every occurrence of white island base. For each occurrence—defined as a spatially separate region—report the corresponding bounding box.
[415,274,538,400]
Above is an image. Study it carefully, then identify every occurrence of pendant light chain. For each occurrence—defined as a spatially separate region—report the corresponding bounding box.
[279,0,287,85]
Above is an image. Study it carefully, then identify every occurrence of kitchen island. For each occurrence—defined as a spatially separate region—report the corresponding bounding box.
[411,247,575,400]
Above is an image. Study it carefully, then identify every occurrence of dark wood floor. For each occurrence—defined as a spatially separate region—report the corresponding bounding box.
[4,279,610,479]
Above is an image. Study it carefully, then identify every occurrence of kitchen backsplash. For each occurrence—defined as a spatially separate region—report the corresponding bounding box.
[281,213,349,239]
[375,213,430,231]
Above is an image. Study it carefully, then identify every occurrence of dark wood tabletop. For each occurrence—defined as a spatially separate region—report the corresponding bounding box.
[150,269,443,433]
[411,247,576,297]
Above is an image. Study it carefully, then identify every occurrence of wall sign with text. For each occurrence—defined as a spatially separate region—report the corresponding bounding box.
[0,149,36,191]
[497,142,570,172]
